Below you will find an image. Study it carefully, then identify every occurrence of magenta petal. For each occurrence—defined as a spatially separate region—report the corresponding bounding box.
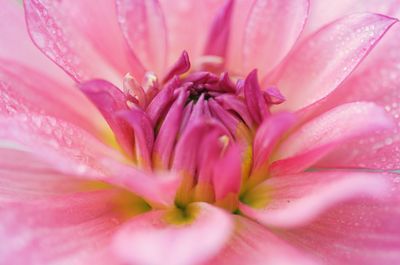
[244,70,268,124]
[242,0,309,77]
[79,80,134,157]
[163,50,191,83]
[116,0,168,74]
[112,202,233,265]
[272,13,397,112]
[203,0,234,59]
[118,109,154,170]
[240,171,389,229]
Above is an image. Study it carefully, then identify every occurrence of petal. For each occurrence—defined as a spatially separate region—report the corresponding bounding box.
[271,13,397,112]
[244,70,268,125]
[0,0,69,84]
[203,0,234,59]
[280,173,400,265]
[270,102,393,176]
[24,0,142,83]
[240,171,389,228]
[116,0,167,74]
[310,24,400,170]
[79,79,135,157]
[242,0,309,77]
[159,0,226,65]
[207,216,317,265]
[0,59,104,136]
[112,202,233,265]
[0,191,121,264]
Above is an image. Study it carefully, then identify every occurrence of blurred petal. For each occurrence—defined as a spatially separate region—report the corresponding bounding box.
[207,216,317,265]
[271,13,397,112]
[240,171,389,228]
[243,0,309,77]
[112,202,233,265]
[280,173,400,265]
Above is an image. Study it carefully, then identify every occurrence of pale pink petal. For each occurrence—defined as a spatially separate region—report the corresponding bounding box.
[24,0,140,83]
[309,24,400,170]
[112,202,233,265]
[207,216,317,265]
[116,0,167,75]
[240,171,389,228]
[0,191,121,264]
[242,0,309,77]
[271,13,397,112]
[203,0,234,59]
[0,59,105,136]
[159,0,225,65]
[271,102,393,175]
[0,115,123,177]
[280,173,400,265]
[302,0,400,39]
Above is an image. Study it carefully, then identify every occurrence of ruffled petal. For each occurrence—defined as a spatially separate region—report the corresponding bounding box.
[270,102,393,176]
[23,0,143,83]
[271,13,397,112]
[112,202,233,265]
[207,216,317,265]
[240,171,389,228]
[242,0,309,77]
[280,173,400,265]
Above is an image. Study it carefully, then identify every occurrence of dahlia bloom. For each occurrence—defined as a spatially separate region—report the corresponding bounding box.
[1,0,400,264]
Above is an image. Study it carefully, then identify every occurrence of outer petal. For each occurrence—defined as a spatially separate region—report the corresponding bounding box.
[0,59,105,136]
[207,216,317,265]
[159,0,225,65]
[280,173,400,265]
[271,13,397,112]
[270,102,393,176]
[0,0,69,84]
[23,0,142,83]
[240,171,389,228]
[112,202,233,265]
[116,0,167,75]
[0,191,122,265]
[311,24,400,170]
[242,0,309,77]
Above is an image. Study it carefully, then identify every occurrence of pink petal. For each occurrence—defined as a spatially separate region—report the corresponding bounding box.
[203,0,234,59]
[79,79,135,157]
[0,0,70,84]
[240,171,389,228]
[242,0,309,77]
[163,50,191,83]
[271,13,397,112]
[0,114,122,177]
[0,60,105,137]
[271,102,393,175]
[24,0,141,83]
[118,108,154,170]
[159,0,226,65]
[112,202,233,265]
[116,0,167,74]
[280,173,400,265]
[309,24,400,170]
[302,0,400,39]
[0,191,121,264]
[207,216,317,265]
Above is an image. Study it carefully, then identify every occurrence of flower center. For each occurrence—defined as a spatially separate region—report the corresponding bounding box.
[121,51,285,212]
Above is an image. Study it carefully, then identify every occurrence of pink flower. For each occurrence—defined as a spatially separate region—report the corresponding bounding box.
[1,0,400,264]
